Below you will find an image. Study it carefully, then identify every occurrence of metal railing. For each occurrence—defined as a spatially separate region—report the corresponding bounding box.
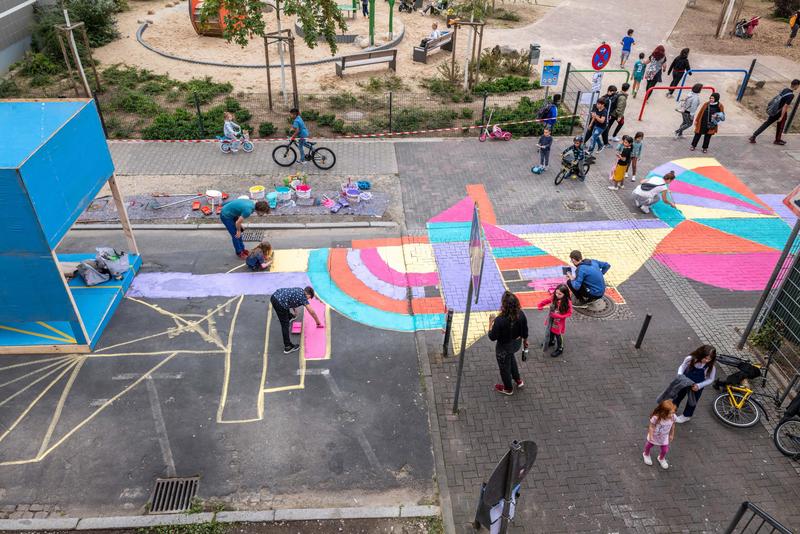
[724,502,792,534]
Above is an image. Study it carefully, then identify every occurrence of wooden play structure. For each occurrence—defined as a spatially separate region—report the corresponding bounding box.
[189,0,227,36]
[0,99,140,354]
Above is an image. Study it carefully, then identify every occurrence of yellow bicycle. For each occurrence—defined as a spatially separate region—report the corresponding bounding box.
[712,354,770,429]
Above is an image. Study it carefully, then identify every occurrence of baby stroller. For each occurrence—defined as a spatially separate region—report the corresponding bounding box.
[398,0,415,13]
[734,16,759,39]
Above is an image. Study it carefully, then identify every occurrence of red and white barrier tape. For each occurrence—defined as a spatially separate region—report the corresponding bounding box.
[111,115,580,143]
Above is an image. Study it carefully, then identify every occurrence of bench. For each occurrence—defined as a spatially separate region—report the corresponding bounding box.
[335,49,398,77]
[337,4,356,18]
[412,32,453,64]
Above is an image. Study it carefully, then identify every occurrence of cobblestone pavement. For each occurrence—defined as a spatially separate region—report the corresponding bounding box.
[398,135,800,532]
[109,139,399,176]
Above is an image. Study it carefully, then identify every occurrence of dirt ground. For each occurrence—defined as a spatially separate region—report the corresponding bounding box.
[93,0,547,93]
[669,0,800,60]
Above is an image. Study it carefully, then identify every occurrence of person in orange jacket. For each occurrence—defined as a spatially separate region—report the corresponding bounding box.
[537,284,573,358]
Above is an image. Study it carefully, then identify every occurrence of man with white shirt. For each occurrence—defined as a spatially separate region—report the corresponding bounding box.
[632,171,676,214]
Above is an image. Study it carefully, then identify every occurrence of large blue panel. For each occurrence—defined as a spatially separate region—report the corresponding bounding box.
[20,101,114,247]
[0,168,47,254]
[0,254,78,323]
[0,100,87,169]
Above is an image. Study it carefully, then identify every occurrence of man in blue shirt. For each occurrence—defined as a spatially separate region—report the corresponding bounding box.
[620,29,635,68]
[565,250,611,305]
[290,108,311,164]
[271,286,323,353]
[220,198,270,258]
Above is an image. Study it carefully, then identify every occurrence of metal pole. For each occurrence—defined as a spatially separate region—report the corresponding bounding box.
[442,309,454,356]
[92,91,108,139]
[452,277,474,414]
[499,440,521,534]
[561,61,571,99]
[634,314,652,349]
[784,93,800,134]
[738,58,756,102]
[193,92,206,137]
[388,91,393,133]
[569,90,581,135]
[723,502,749,534]
[738,219,800,348]
[480,92,488,131]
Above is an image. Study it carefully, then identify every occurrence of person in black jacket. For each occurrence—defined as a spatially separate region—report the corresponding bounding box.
[488,291,528,396]
[666,48,690,97]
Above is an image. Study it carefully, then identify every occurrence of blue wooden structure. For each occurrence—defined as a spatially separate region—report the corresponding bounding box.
[0,99,140,353]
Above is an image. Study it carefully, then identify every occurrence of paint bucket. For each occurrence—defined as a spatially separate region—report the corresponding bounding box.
[249,185,266,200]
[276,186,292,202]
[206,189,222,201]
[346,187,361,204]
[296,184,312,199]
[267,191,278,208]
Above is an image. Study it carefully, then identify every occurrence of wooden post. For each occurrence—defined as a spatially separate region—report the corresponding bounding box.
[108,174,139,255]
[288,32,299,109]
[474,24,483,88]
[56,31,81,97]
[450,23,458,80]
[78,25,101,92]
[264,35,273,110]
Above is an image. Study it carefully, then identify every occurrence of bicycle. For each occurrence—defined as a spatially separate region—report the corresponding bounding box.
[271,139,336,170]
[553,153,594,186]
[773,394,800,458]
[711,354,773,428]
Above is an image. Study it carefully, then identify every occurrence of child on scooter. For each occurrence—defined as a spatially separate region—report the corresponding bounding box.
[537,127,553,170]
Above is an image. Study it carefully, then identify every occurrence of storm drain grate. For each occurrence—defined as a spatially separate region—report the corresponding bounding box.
[564,200,588,212]
[240,230,265,242]
[148,477,199,514]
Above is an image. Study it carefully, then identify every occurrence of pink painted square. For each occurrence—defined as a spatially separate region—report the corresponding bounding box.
[303,298,328,360]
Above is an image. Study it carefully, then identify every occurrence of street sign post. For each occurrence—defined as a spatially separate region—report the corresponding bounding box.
[453,203,485,414]
[591,42,612,71]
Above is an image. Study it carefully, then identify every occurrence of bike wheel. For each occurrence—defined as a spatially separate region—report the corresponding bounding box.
[774,419,800,457]
[220,142,231,154]
[311,147,336,170]
[713,392,761,428]
[554,169,567,186]
[242,141,254,153]
[479,132,487,142]
[272,144,297,167]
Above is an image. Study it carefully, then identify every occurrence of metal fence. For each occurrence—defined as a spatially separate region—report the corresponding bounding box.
[724,502,792,534]
[94,87,586,140]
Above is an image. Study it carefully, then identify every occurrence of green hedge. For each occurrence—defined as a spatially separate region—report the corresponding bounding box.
[473,75,539,94]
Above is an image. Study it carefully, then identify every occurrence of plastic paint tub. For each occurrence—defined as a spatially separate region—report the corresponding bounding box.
[267,191,278,208]
[296,184,312,199]
[276,186,292,202]
[249,185,266,199]
[346,187,361,203]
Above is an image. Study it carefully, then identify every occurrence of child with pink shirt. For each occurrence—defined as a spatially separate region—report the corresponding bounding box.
[643,399,677,469]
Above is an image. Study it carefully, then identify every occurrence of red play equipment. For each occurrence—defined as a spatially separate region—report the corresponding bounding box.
[189,0,228,36]
[638,85,717,121]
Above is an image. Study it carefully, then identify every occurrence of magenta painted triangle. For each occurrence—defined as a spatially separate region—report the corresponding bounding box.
[428,197,475,223]
[482,222,531,248]
[670,181,772,215]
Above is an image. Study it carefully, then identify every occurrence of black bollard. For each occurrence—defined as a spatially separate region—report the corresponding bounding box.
[442,309,454,357]
[635,314,652,349]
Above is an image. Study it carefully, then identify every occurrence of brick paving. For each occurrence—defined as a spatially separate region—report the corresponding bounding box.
[399,135,800,532]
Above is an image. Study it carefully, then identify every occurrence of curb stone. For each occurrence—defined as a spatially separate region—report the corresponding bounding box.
[73,221,397,231]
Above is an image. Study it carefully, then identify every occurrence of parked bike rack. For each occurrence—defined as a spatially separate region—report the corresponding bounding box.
[724,501,791,534]
[676,66,752,102]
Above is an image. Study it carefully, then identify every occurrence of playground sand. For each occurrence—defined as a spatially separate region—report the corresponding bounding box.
[94,0,548,93]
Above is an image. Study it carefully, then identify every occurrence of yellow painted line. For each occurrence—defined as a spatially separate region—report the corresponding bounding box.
[37,357,85,457]
[216,417,263,424]
[216,295,244,423]
[256,309,271,421]
[0,358,72,390]
[264,384,304,393]
[0,360,76,444]
[87,350,224,358]
[0,355,72,373]
[226,263,246,274]
[0,359,75,408]
[36,352,180,463]
[35,322,77,343]
[0,325,76,344]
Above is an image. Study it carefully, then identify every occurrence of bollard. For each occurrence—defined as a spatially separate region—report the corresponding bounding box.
[634,314,652,349]
[442,309,454,357]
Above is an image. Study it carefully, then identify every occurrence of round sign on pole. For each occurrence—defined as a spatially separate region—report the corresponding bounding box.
[592,43,612,71]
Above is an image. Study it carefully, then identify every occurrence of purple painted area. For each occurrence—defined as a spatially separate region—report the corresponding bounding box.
[360,248,439,287]
[432,242,506,312]
[655,252,780,291]
[670,192,756,214]
[127,271,311,299]
[759,194,798,226]
[650,161,690,178]
[670,181,771,214]
[482,222,530,248]
[502,219,669,234]
[520,266,567,280]
[347,249,408,300]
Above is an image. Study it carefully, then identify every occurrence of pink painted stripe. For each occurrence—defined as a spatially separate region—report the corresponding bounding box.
[527,277,564,291]
[360,248,439,287]
[655,252,780,291]
[482,222,531,248]
[670,181,772,215]
[303,298,328,360]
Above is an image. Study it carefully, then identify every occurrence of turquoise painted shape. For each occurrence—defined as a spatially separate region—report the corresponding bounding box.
[677,170,766,211]
[652,201,686,228]
[426,222,472,243]
[307,249,444,331]
[492,246,548,258]
[694,218,791,251]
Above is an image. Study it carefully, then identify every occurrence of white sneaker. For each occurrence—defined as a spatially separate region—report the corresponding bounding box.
[624,172,629,179]
[608,185,619,190]
[630,175,637,182]
[658,457,669,469]
[611,136,620,142]
[675,415,691,423]
[639,205,651,214]
[642,452,653,466]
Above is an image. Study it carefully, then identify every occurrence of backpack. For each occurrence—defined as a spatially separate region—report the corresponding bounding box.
[95,247,129,280]
[640,178,665,192]
[766,91,786,117]
[537,103,554,120]
[76,260,111,286]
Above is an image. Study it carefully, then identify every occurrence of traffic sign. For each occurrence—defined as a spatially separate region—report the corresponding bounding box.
[783,183,800,218]
[591,43,612,71]
[540,59,561,87]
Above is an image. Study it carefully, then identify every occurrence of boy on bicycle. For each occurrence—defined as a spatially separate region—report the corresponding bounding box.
[561,136,587,181]
[289,108,311,164]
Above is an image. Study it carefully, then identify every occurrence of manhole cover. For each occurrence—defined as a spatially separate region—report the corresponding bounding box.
[343,110,365,121]
[574,295,617,319]
[564,200,587,212]
[148,477,199,514]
